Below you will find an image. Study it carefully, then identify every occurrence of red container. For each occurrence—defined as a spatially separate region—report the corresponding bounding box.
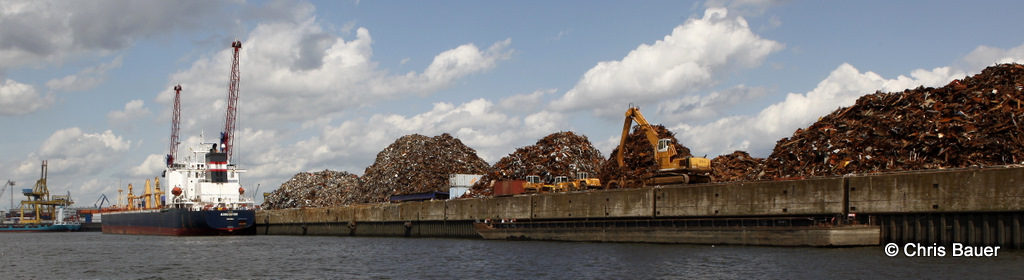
[493,180,526,196]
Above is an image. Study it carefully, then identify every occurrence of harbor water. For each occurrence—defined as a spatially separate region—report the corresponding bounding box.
[3,232,1024,279]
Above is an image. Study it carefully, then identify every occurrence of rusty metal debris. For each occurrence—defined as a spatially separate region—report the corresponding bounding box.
[354,133,491,203]
[262,170,360,210]
[471,131,605,196]
[265,63,1024,206]
[711,151,768,182]
[715,63,1024,181]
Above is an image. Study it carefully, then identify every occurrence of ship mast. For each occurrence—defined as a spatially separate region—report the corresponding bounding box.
[221,40,242,161]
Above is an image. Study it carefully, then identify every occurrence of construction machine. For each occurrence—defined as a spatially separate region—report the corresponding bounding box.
[523,175,543,193]
[574,172,603,190]
[524,175,565,193]
[608,106,712,188]
[552,176,570,192]
[555,172,602,191]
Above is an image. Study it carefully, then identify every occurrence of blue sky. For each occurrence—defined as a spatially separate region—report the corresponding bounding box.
[2,0,1024,206]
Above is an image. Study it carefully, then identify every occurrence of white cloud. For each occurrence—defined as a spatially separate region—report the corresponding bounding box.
[128,154,166,177]
[497,89,555,113]
[0,1,225,69]
[657,84,769,122]
[0,79,53,115]
[46,56,123,92]
[161,14,513,135]
[107,99,151,130]
[12,128,132,181]
[674,63,964,157]
[958,44,1024,74]
[550,7,784,116]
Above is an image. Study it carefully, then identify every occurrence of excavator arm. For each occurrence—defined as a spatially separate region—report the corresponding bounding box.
[616,106,677,167]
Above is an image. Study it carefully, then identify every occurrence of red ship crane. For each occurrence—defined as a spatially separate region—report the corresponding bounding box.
[221,40,242,160]
[167,84,182,166]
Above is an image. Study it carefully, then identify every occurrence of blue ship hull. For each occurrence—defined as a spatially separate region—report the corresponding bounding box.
[102,208,255,236]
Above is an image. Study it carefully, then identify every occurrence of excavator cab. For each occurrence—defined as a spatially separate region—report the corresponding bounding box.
[657,139,671,152]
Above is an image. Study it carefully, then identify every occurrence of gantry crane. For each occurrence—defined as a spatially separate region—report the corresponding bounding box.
[221,40,242,161]
[167,84,182,166]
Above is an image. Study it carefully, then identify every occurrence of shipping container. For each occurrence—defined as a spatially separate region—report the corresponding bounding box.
[448,174,483,187]
[493,180,526,196]
[449,187,470,199]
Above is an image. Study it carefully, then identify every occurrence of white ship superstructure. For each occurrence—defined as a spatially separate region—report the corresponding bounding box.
[166,134,255,212]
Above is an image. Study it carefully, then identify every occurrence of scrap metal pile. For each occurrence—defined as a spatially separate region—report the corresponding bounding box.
[713,63,1024,181]
[711,151,768,182]
[263,63,1024,207]
[262,170,360,210]
[471,131,604,196]
[597,125,692,188]
[353,133,491,203]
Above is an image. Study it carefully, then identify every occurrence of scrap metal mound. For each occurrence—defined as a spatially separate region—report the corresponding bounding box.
[472,131,604,196]
[711,151,768,182]
[715,63,1024,181]
[262,170,360,209]
[354,133,491,203]
[597,125,692,188]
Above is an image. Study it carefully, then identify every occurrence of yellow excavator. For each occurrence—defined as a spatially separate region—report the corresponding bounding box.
[608,106,712,188]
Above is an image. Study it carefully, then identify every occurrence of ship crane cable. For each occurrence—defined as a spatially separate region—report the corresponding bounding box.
[221,40,242,162]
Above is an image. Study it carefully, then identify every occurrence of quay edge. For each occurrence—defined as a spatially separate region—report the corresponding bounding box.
[257,165,1024,248]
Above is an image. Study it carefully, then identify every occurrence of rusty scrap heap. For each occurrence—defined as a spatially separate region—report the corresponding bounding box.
[748,63,1024,179]
[262,170,360,209]
[597,125,692,187]
[354,133,491,203]
[472,131,605,195]
[711,151,768,182]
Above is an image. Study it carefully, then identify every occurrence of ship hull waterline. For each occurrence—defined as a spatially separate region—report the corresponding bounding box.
[102,208,256,236]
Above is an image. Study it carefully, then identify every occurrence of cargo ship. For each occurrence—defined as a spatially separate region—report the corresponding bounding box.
[100,134,257,236]
[1,161,82,232]
[102,41,255,236]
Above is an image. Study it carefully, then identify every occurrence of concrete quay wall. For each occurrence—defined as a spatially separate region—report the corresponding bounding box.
[257,166,1024,246]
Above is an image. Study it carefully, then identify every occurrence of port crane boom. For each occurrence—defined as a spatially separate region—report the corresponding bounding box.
[222,40,242,160]
[167,84,182,166]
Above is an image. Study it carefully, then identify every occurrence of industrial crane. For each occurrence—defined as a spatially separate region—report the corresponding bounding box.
[93,194,110,209]
[221,40,242,161]
[1,180,12,209]
[609,105,712,188]
[167,84,182,166]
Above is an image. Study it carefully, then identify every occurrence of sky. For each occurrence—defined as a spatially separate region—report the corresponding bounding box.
[2,0,1024,207]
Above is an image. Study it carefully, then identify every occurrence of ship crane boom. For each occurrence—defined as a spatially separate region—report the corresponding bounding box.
[167,84,182,166]
[222,40,242,161]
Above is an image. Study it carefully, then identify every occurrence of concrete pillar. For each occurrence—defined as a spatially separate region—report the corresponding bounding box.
[1014,213,1022,249]
[953,214,961,244]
